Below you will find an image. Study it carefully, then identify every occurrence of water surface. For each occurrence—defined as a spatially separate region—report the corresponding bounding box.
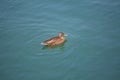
[0,0,120,80]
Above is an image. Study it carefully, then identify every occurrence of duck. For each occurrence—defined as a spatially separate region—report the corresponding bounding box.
[41,32,67,46]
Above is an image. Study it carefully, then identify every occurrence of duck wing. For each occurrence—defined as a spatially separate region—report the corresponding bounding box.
[43,36,59,44]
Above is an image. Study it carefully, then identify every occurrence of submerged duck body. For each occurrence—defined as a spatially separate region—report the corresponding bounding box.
[41,32,67,46]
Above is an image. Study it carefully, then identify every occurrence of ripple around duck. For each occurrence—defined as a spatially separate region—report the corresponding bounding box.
[20,26,78,57]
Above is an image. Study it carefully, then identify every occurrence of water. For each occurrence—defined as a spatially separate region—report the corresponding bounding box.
[0,0,120,80]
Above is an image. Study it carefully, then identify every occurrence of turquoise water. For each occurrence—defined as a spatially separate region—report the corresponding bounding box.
[0,0,120,80]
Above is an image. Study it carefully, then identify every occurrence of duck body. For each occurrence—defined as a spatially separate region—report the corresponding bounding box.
[41,32,66,46]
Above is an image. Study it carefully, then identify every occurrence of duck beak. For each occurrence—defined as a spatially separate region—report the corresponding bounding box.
[64,34,68,36]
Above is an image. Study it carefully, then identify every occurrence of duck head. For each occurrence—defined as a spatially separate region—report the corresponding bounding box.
[58,32,68,37]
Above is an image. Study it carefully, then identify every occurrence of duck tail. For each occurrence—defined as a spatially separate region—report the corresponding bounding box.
[41,42,44,45]
[41,42,47,45]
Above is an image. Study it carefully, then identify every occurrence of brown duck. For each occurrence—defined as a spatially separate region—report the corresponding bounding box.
[41,32,67,46]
